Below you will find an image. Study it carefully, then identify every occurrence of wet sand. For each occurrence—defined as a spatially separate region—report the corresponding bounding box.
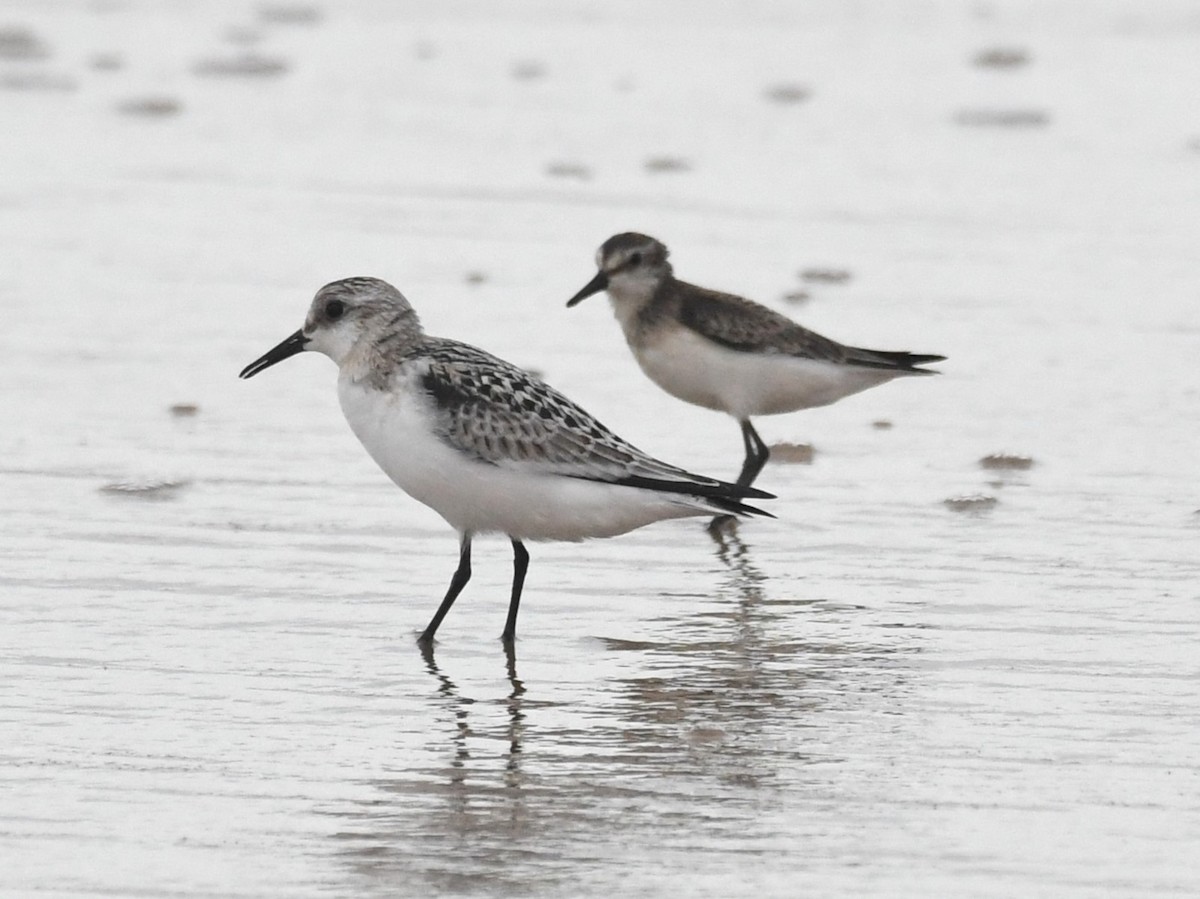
[2,1,1198,896]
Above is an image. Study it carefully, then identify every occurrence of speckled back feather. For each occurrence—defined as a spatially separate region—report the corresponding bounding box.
[414,338,770,505]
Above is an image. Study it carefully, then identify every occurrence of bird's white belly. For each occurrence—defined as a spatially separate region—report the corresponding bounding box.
[634,328,896,419]
[337,376,706,541]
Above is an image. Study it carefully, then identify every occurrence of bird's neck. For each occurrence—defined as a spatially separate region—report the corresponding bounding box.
[609,275,677,348]
[344,319,425,388]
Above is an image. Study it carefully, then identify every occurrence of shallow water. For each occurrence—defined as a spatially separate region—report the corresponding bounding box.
[2,1,1198,896]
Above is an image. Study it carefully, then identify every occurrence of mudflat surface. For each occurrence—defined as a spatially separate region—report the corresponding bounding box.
[2,1,1198,896]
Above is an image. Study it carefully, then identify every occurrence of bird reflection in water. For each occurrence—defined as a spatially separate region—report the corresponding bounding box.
[608,519,796,769]
[608,514,914,790]
[330,533,914,896]
[419,640,526,790]
[331,643,542,894]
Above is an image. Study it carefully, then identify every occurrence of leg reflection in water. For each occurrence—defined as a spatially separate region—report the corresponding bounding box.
[707,515,769,609]
[503,642,525,787]
[418,639,526,789]
[419,640,473,782]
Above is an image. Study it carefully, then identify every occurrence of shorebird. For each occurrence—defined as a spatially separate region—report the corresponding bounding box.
[566,233,945,488]
[240,277,772,647]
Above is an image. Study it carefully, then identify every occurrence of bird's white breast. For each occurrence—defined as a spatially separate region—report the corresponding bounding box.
[336,369,709,541]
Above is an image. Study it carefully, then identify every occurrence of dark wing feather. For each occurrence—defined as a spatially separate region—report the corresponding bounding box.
[416,338,772,504]
[677,284,851,362]
[677,283,944,372]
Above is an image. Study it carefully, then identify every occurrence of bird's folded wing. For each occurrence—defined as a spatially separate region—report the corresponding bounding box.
[677,285,851,362]
[418,341,722,490]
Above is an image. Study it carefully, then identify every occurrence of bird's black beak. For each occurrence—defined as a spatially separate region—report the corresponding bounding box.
[239,329,310,379]
[566,270,609,308]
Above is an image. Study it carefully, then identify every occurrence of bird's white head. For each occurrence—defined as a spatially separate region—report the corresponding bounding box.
[566,232,672,312]
[240,277,423,380]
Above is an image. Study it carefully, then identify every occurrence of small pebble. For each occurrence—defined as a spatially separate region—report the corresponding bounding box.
[871,420,893,430]
[770,442,814,464]
[0,26,48,60]
[943,494,998,513]
[193,54,289,78]
[117,96,183,118]
[0,71,76,91]
[545,161,591,180]
[644,156,690,174]
[953,108,1050,128]
[799,267,852,284]
[762,83,810,105]
[89,52,123,71]
[780,290,810,305]
[169,403,199,417]
[258,3,323,25]
[972,47,1030,69]
[511,60,545,81]
[979,453,1034,471]
[464,271,487,286]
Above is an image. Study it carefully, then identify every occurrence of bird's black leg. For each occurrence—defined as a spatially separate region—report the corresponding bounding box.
[710,420,771,534]
[501,539,529,645]
[418,533,472,646]
[735,419,770,489]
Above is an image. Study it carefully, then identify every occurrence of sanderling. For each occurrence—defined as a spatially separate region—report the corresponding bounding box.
[567,233,945,488]
[240,277,772,647]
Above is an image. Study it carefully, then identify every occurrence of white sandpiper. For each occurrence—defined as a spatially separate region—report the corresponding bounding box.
[567,233,946,488]
[240,277,772,647]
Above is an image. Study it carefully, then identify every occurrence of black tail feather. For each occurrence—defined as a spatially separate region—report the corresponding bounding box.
[611,474,774,502]
[706,494,775,519]
[571,472,775,518]
[846,347,946,372]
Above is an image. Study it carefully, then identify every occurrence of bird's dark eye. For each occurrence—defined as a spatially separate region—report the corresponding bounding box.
[628,252,643,266]
[325,299,345,320]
